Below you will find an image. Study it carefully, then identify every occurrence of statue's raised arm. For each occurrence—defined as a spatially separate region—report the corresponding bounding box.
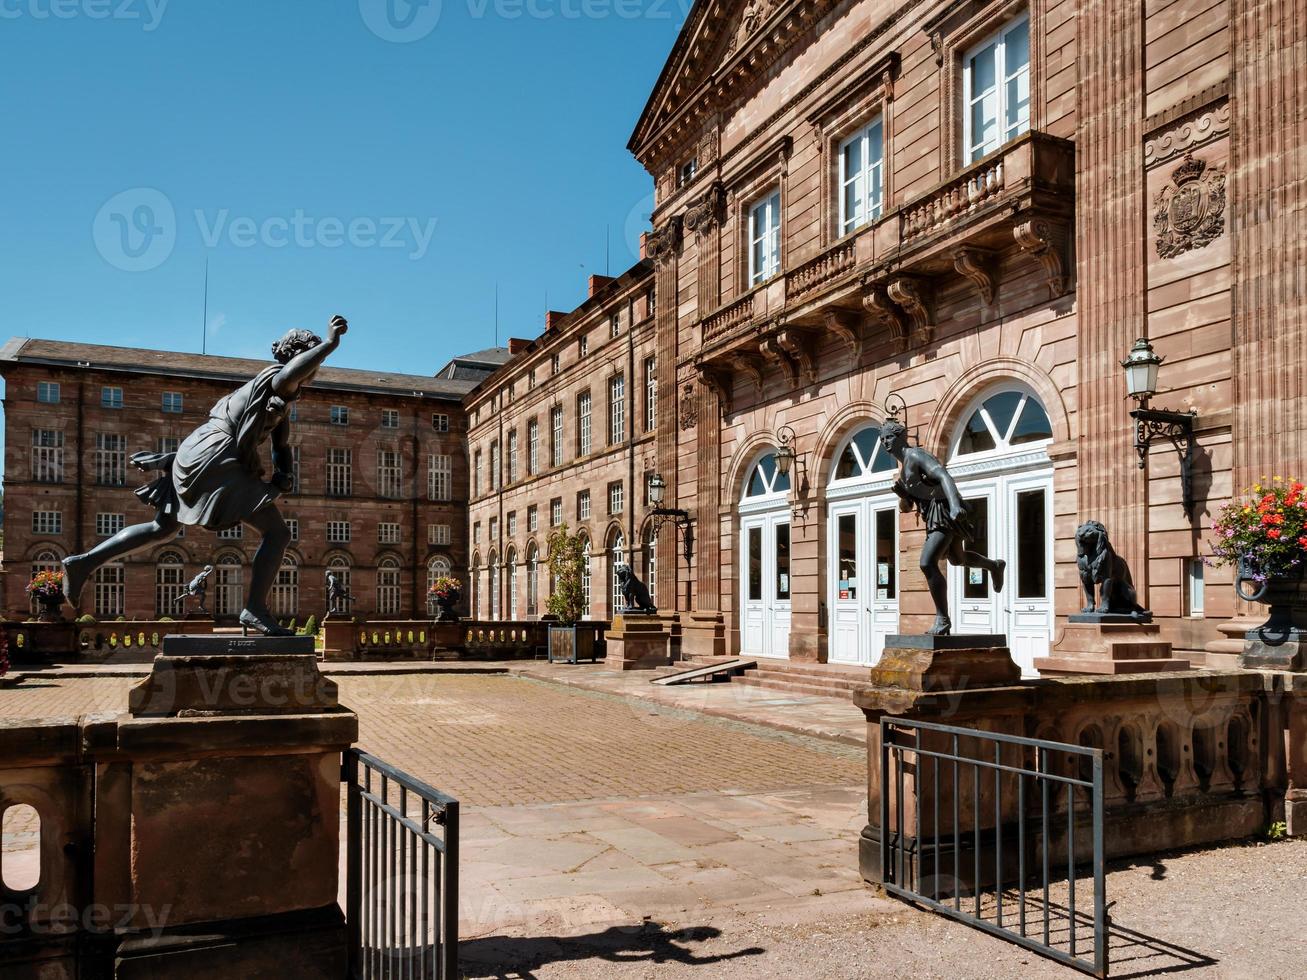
[273,315,348,400]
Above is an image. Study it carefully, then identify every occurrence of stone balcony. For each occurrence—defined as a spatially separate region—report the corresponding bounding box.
[692,132,1075,407]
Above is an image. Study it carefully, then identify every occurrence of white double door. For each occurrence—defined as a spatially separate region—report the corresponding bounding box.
[948,470,1054,676]
[740,511,792,658]
[828,495,900,666]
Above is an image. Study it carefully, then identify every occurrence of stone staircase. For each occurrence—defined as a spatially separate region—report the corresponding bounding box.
[678,655,869,700]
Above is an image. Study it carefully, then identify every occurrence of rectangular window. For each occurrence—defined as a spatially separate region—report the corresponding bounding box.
[507,511,517,537]
[610,313,621,339]
[489,439,501,491]
[679,157,698,187]
[218,525,243,540]
[161,391,184,414]
[379,522,401,544]
[428,453,451,501]
[94,565,125,618]
[644,356,657,432]
[578,391,592,457]
[550,498,563,527]
[330,405,349,426]
[749,191,781,285]
[377,449,402,498]
[964,15,1030,163]
[551,406,564,467]
[382,409,400,429]
[775,522,791,600]
[488,517,498,541]
[528,368,536,390]
[550,353,560,375]
[473,449,483,496]
[32,510,62,535]
[608,375,625,445]
[647,287,655,318]
[159,436,179,454]
[101,386,123,409]
[578,489,591,520]
[326,448,353,497]
[1015,488,1047,599]
[286,518,299,541]
[1187,558,1205,617]
[37,381,60,404]
[95,432,127,486]
[839,118,885,234]
[95,513,125,537]
[32,429,64,483]
[473,521,480,543]
[527,504,538,532]
[291,445,301,493]
[528,420,540,475]
[608,481,623,515]
[748,526,763,602]
[327,521,351,543]
[578,335,588,359]
[876,508,897,599]
[429,523,451,545]
[432,413,449,432]
[507,430,518,482]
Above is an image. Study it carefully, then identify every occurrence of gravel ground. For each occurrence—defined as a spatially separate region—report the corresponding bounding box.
[460,838,1307,979]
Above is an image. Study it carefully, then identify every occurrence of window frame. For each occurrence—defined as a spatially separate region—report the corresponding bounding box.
[961,12,1031,164]
[838,118,885,235]
[748,190,782,286]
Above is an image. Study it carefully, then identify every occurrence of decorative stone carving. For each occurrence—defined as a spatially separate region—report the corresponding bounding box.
[777,329,817,386]
[823,309,862,361]
[647,215,683,267]
[1145,101,1230,168]
[1153,154,1226,259]
[929,31,944,66]
[887,277,933,347]
[1012,219,1069,298]
[861,281,909,352]
[684,182,726,235]
[696,364,733,416]
[759,334,798,388]
[727,0,779,55]
[737,351,765,396]
[678,382,698,430]
[952,246,997,305]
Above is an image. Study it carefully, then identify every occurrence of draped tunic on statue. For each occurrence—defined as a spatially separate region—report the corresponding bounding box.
[134,364,292,531]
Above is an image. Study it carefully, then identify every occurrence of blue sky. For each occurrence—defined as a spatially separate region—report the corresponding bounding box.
[0,0,687,371]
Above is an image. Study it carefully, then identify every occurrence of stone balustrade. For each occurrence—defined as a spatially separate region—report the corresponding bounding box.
[899,155,1007,243]
[701,291,756,344]
[784,236,858,303]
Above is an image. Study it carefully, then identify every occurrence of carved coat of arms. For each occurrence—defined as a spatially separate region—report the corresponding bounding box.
[1153,154,1226,259]
[678,382,698,430]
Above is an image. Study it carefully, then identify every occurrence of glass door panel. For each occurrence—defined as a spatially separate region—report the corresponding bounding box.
[770,517,792,658]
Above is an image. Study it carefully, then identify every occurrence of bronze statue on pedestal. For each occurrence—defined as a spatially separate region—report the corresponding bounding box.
[61,315,349,636]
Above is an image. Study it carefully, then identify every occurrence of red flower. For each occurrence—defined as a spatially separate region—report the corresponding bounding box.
[1298,536,1307,548]
[1268,529,1283,539]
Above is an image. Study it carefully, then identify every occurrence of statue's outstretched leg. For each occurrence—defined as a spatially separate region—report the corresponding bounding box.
[920,530,953,635]
[961,550,1006,594]
[63,515,180,607]
[239,504,293,636]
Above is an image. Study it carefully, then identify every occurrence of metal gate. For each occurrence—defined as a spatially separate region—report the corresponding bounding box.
[879,718,1108,976]
[343,748,459,979]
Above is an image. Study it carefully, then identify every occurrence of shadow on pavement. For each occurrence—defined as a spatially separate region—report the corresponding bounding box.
[459,922,766,979]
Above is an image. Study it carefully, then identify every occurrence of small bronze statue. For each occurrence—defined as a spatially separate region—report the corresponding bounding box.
[1076,520,1144,615]
[174,564,215,615]
[324,569,355,622]
[61,315,349,636]
[881,419,1005,635]
[615,563,657,615]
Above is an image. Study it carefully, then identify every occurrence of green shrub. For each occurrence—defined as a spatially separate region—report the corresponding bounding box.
[298,614,318,637]
[546,523,587,625]
[76,614,98,624]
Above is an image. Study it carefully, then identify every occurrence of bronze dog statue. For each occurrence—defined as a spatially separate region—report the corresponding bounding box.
[1076,520,1144,615]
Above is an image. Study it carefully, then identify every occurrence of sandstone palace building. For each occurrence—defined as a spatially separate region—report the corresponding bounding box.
[5,0,1306,675]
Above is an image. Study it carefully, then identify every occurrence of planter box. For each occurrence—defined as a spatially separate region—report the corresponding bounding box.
[548,625,600,664]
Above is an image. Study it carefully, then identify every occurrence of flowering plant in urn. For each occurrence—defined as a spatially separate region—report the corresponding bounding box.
[427,576,462,601]
[27,569,65,601]
[1209,477,1307,587]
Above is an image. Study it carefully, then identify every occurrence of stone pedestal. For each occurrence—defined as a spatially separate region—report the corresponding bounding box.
[102,634,358,978]
[1036,614,1192,675]
[605,614,674,670]
[1239,575,1307,670]
[869,634,1020,693]
[680,611,725,659]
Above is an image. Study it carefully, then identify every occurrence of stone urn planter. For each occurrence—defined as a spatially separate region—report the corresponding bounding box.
[34,592,65,623]
[1236,560,1307,668]
[432,588,461,623]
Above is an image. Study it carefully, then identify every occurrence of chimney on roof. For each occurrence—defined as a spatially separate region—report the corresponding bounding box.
[508,337,531,354]
[639,232,651,260]
[587,274,617,298]
[544,311,568,333]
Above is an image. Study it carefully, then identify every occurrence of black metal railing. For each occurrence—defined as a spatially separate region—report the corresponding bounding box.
[880,718,1108,977]
[344,748,459,979]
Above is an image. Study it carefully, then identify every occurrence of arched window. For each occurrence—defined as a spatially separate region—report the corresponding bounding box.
[272,555,299,618]
[470,552,481,618]
[830,424,898,484]
[580,536,592,618]
[525,543,539,617]
[643,526,658,607]
[94,563,125,618]
[488,550,500,620]
[32,549,62,578]
[743,452,792,500]
[952,389,1053,457]
[427,555,452,615]
[610,530,626,615]
[506,547,518,620]
[327,555,352,615]
[155,550,185,617]
[376,556,401,617]
[215,554,243,618]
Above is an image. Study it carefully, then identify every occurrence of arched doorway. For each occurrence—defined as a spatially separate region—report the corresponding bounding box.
[946,386,1055,674]
[505,547,518,620]
[609,529,625,617]
[376,556,401,617]
[827,423,900,665]
[155,551,186,617]
[273,555,299,618]
[487,550,500,620]
[579,536,592,620]
[327,555,352,616]
[525,544,539,617]
[215,554,243,618]
[739,451,792,659]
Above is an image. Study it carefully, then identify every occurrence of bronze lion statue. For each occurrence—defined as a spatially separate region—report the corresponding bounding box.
[1076,520,1144,615]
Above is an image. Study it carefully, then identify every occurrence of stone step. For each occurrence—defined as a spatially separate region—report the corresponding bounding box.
[1102,641,1175,660]
[732,674,860,700]
[1035,655,1192,676]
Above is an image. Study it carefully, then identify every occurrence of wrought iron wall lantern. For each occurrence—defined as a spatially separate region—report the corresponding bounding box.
[647,473,695,565]
[1121,337,1198,519]
[775,424,809,520]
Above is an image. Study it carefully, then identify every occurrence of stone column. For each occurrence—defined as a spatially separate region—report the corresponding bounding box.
[649,217,682,612]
